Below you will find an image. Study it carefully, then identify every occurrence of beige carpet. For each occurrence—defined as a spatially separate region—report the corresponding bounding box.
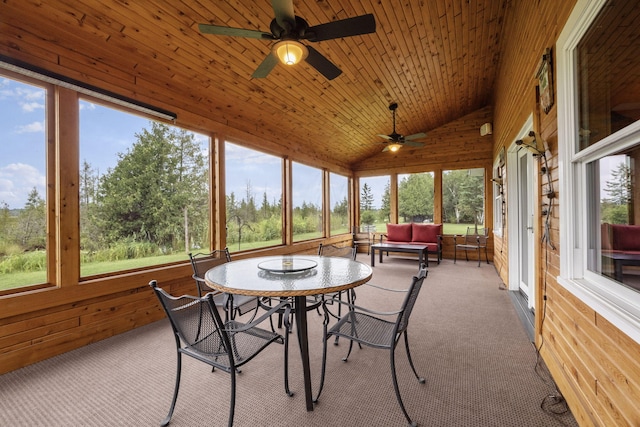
[0,255,578,427]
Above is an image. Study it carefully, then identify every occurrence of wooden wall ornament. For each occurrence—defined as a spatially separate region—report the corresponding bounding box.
[537,48,554,114]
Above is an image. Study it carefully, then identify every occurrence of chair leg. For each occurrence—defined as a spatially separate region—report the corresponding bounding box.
[454,244,457,264]
[283,313,293,397]
[390,347,417,427]
[484,246,490,264]
[403,332,425,384]
[162,351,182,427]
[477,247,481,267]
[314,307,331,403]
[228,366,236,427]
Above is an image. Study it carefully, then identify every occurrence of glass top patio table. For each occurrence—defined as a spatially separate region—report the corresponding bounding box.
[205,255,372,297]
[205,255,373,411]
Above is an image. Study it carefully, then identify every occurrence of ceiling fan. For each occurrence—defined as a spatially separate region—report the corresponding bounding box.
[198,0,376,80]
[378,103,426,152]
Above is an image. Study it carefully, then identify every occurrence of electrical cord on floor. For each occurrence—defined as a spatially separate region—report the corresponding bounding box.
[533,221,574,424]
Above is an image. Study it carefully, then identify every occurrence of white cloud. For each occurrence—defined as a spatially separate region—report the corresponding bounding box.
[21,101,44,113]
[79,100,96,110]
[16,121,45,134]
[0,163,46,209]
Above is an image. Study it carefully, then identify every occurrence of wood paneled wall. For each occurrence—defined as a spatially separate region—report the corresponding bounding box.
[492,0,640,425]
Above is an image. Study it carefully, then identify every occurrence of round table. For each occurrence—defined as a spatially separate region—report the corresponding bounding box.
[205,255,372,411]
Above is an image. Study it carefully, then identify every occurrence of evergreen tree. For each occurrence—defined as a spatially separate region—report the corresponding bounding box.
[96,122,207,250]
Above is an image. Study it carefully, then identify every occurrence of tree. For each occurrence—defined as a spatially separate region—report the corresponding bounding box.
[398,173,434,222]
[380,182,391,223]
[15,188,46,250]
[604,163,631,206]
[360,183,374,211]
[601,162,631,224]
[97,122,208,251]
[442,169,484,224]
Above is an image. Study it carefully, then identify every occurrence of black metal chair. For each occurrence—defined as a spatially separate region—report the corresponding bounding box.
[149,280,292,427]
[314,264,428,427]
[189,248,259,321]
[317,243,359,344]
[453,226,490,267]
[352,225,374,255]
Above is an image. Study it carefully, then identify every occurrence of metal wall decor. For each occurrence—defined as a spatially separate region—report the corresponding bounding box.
[537,48,554,114]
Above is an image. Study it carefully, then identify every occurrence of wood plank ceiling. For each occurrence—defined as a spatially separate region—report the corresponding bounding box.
[0,0,508,167]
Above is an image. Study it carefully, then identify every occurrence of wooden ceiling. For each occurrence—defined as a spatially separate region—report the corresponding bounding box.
[0,0,509,167]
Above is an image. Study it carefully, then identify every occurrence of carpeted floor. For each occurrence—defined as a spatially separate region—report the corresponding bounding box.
[0,255,578,427]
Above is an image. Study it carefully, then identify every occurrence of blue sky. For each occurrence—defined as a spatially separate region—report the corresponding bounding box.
[0,77,46,209]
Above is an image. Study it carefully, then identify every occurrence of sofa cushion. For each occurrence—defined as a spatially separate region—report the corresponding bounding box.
[386,223,412,242]
[612,224,640,251]
[412,223,441,243]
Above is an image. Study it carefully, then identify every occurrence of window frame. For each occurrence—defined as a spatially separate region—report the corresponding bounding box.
[557,0,640,344]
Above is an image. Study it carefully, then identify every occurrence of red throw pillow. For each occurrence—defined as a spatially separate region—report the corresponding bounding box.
[386,223,412,242]
[412,223,440,243]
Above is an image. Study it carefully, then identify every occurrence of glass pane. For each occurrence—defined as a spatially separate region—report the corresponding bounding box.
[442,168,485,235]
[292,162,322,242]
[225,142,283,251]
[590,145,640,292]
[398,172,434,224]
[80,101,210,277]
[329,172,349,235]
[577,0,640,150]
[0,76,47,291]
[359,175,390,233]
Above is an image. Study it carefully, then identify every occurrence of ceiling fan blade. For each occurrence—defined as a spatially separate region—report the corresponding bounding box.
[304,45,342,80]
[404,132,427,141]
[252,53,279,78]
[405,141,425,147]
[382,145,390,152]
[377,134,393,141]
[198,24,272,40]
[272,0,295,28]
[307,14,376,42]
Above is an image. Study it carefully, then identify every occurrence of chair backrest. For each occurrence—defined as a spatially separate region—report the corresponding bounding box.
[395,263,428,334]
[149,280,227,357]
[189,248,232,296]
[464,227,489,246]
[318,243,357,260]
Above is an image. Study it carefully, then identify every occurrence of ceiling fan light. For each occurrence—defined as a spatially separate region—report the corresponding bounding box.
[388,143,402,152]
[273,40,308,65]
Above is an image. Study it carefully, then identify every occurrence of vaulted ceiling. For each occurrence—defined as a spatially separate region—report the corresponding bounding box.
[1,0,509,167]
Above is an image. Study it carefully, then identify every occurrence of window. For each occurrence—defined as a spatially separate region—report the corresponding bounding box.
[79,100,210,277]
[360,175,390,233]
[398,172,434,224]
[292,162,323,242]
[558,0,640,342]
[225,142,283,251]
[442,168,485,235]
[329,172,349,235]
[0,75,48,291]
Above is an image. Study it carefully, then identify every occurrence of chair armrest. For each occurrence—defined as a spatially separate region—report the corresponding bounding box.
[329,298,402,317]
[217,298,291,333]
[364,282,411,293]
